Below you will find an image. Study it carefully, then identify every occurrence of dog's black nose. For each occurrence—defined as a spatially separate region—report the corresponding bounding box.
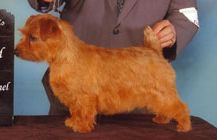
[14,49,20,56]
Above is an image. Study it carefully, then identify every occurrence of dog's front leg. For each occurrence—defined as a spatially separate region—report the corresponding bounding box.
[64,94,97,133]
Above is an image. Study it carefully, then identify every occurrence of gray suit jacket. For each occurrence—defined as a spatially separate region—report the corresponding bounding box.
[29,0,198,60]
[28,0,198,115]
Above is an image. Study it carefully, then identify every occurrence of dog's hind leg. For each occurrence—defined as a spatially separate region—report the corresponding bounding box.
[151,99,191,132]
[145,87,191,132]
[171,100,192,132]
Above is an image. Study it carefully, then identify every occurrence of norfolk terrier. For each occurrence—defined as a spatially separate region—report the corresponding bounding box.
[15,14,191,133]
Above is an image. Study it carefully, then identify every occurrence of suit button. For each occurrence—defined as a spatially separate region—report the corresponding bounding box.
[113,28,120,35]
[113,24,121,35]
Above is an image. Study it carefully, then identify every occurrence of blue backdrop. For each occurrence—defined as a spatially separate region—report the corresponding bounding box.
[0,0,216,127]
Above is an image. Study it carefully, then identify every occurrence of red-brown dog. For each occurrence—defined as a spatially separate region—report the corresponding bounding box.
[15,14,191,133]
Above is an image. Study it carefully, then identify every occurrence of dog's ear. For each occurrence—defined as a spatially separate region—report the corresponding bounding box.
[39,18,61,41]
[25,15,36,26]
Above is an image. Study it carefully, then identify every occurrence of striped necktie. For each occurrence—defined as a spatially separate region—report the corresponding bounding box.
[117,0,125,16]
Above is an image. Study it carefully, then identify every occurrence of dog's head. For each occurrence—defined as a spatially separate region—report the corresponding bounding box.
[15,14,63,62]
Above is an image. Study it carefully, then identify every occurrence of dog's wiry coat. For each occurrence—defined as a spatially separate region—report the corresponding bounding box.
[15,14,191,133]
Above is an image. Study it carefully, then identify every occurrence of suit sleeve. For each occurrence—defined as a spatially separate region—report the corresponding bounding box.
[163,0,199,61]
[28,0,65,13]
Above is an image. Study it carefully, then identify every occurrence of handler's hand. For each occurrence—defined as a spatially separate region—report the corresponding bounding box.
[43,0,54,2]
[152,20,176,48]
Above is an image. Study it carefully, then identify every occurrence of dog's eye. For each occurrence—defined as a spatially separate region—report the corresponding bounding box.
[29,34,38,42]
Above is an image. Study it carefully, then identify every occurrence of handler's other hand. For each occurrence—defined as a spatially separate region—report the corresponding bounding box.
[152,20,176,48]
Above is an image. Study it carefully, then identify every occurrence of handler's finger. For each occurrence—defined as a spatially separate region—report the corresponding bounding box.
[152,20,171,34]
[157,25,175,39]
[161,40,174,48]
[159,33,175,44]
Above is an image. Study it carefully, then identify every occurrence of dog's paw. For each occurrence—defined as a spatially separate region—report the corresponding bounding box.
[176,122,192,132]
[152,115,171,124]
[65,118,94,133]
[177,124,192,132]
[65,118,74,128]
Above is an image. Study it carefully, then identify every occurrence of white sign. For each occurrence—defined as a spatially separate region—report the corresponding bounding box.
[0,18,5,26]
[0,47,6,59]
[0,82,11,92]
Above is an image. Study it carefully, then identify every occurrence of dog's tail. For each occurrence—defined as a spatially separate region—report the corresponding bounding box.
[143,26,162,54]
